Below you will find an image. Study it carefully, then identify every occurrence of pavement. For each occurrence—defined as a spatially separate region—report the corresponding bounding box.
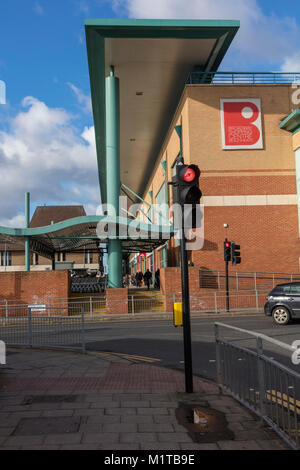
[0,347,290,451]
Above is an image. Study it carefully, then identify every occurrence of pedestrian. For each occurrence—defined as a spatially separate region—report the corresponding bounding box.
[154,268,160,289]
[138,271,144,287]
[135,272,140,287]
[143,269,152,290]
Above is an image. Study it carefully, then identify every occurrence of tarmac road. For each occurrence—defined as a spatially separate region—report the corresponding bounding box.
[83,314,300,381]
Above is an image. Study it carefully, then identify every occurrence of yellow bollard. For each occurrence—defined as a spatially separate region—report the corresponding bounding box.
[173,302,183,327]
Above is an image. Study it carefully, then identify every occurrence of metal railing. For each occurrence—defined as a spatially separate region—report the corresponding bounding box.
[200,270,300,291]
[215,322,300,450]
[187,71,300,85]
[169,291,267,314]
[0,306,85,352]
[0,290,267,317]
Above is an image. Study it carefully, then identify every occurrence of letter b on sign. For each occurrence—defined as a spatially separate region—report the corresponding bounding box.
[221,98,263,150]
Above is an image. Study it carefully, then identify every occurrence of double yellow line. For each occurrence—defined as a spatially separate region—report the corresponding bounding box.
[97,351,161,363]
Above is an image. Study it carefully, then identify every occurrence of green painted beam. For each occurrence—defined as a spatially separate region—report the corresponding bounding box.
[85,18,240,28]
[0,215,173,237]
[280,110,300,133]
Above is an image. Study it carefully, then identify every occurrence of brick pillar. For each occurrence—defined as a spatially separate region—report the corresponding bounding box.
[160,267,200,312]
[106,288,128,314]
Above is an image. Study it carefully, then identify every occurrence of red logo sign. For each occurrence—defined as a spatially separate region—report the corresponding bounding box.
[220,99,263,149]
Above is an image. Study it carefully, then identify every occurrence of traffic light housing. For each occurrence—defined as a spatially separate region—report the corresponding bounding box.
[224,240,231,262]
[173,164,202,206]
[172,164,202,229]
[232,242,241,266]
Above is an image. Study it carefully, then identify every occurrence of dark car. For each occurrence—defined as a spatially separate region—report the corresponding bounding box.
[264,282,300,325]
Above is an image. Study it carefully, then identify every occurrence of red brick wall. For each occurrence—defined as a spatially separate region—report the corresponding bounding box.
[160,267,200,311]
[160,268,268,312]
[0,271,70,304]
[192,205,300,273]
[200,174,296,196]
[106,288,128,314]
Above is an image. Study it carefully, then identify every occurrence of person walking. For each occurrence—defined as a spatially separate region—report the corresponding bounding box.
[138,271,144,287]
[154,268,160,289]
[143,269,152,290]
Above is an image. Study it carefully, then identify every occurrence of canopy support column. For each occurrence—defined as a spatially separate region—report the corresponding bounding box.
[25,192,30,272]
[106,66,122,288]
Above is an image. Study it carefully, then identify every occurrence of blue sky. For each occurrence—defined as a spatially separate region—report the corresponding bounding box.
[0,0,300,226]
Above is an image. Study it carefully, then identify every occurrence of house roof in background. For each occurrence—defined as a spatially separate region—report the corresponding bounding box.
[30,205,86,228]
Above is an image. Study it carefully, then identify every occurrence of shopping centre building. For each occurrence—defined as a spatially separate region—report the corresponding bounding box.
[1,18,300,311]
[129,79,300,281]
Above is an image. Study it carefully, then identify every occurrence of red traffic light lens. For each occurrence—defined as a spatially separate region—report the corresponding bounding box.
[184,168,196,182]
[225,242,230,248]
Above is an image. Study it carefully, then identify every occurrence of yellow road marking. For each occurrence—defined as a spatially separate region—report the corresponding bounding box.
[98,351,161,363]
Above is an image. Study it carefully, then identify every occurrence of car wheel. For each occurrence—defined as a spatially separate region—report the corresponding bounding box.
[272,306,290,325]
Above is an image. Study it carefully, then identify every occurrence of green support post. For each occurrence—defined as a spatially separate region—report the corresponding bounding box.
[161,160,168,268]
[148,190,155,284]
[106,66,122,288]
[25,192,30,272]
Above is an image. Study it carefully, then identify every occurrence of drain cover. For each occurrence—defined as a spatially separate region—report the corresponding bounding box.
[175,403,234,443]
[23,394,82,405]
[14,417,82,436]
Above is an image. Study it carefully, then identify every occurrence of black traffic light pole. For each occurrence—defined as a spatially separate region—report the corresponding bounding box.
[170,133,201,393]
[179,207,194,394]
[225,257,230,312]
[224,238,230,312]
[224,240,241,311]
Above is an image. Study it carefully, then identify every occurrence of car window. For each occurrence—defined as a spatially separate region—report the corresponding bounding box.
[289,285,300,295]
[282,286,291,294]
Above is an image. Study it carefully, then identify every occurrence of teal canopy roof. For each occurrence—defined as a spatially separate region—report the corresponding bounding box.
[85,18,240,203]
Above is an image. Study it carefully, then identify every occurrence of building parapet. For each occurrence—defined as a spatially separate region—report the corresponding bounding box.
[187,71,300,85]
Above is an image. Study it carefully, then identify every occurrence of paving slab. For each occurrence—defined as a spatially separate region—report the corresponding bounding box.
[0,347,291,451]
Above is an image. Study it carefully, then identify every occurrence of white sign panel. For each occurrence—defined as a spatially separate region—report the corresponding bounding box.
[220,98,263,150]
[28,304,46,312]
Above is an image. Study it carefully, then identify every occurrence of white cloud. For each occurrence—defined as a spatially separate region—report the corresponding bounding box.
[77,0,90,15]
[33,2,44,15]
[280,53,300,73]
[112,0,300,69]
[67,83,92,114]
[0,214,25,228]
[0,96,100,225]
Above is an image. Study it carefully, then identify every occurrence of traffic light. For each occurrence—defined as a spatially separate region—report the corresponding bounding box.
[172,164,202,229]
[224,240,231,262]
[173,164,202,205]
[231,242,241,266]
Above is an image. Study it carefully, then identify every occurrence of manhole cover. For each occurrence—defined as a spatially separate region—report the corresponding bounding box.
[14,417,82,436]
[175,403,234,443]
[22,394,82,405]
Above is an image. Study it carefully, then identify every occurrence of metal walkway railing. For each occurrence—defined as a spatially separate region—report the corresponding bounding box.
[187,71,300,85]
[200,269,300,291]
[215,322,300,450]
[0,306,85,352]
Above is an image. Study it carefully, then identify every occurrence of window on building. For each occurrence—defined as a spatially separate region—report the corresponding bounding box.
[0,251,12,266]
[84,250,93,264]
[57,252,66,262]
